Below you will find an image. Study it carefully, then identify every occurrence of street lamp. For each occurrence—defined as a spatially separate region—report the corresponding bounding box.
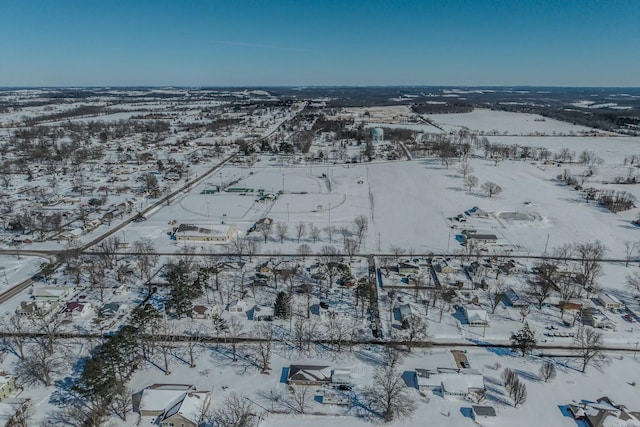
[282,173,285,193]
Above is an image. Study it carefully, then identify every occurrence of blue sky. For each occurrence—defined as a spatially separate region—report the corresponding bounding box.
[1,0,639,87]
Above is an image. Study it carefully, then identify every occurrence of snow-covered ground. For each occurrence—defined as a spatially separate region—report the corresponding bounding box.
[4,107,640,426]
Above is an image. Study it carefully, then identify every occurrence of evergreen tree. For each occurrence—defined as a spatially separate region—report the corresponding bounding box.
[510,322,537,357]
[274,291,291,319]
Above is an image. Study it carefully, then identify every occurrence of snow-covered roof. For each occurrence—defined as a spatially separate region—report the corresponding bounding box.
[139,386,192,413]
[288,365,332,383]
[163,391,210,425]
[441,373,485,394]
[463,305,488,324]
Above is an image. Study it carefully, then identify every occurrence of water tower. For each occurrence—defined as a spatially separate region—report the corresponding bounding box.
[371,127,384,142]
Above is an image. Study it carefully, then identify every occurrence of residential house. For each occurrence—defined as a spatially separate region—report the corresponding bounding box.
[0,372,16,401]
[252,305,274,321]
[415,368,485,398]
[100,302,126,317]
[228,299,248,314]
[398,303,420,322]
[161,391,211,427]
[62,302,92,317]
[15,301,60,317]
[568,396,640,427]
[192,304,219,320]
[462,305,489,326]
[287,365,332,386]
[0,398,30,427]
[432,258,458,274]
[502,288,529,307]
[138,384,195,417]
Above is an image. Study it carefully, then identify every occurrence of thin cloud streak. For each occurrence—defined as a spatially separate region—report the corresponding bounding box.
[207,40,310,52]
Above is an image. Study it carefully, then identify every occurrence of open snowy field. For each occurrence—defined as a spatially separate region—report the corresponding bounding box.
[428,109,597,135]
[125,146,640,262]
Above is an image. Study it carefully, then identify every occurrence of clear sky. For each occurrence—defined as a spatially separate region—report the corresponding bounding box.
[1,0,639,87]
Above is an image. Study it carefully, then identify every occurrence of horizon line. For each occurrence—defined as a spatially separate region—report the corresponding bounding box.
[2,84,640,90]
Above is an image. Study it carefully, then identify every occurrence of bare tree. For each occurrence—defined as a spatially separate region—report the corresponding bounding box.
[481,181,502,198]
[213,392,254,427]
[318,245,340,296]
[511,379,527,407]
[227,316,245,362]
[254,323,274,373]
[288,385,311,414]
[95,236,121,269]
[487,279,505,314]
[526,269,554,310]
[111,380,133,421]
[457,161,474,178]
[184,324,206,368]
[402,316,429,352]
[501,368,516,389]
[14,339,66,387]
[275,223,288,243]
[227,235,247,260]
[297,243,312,256]
[573,326,608,373]
[309,225,321,243]
[573,241,605,292]
[389,245,406,264]
[363,363,416,422]
[354,215,368,246]
[323,225,336,243]
[153,319,177,375]
[295,223,306,243]
[464,175,479,192]
[539,361,557,382]
[132,238,159,285]
[343,237,359,261]
[625,241,639,267]
[518,305,531,323]
[627,271,640,298]
[259,224,273,243]
[0,315,29,360]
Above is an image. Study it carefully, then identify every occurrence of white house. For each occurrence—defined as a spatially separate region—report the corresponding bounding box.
[252,305,274,321]
[228,299,248,313]
[463,305,489,326]
[415,368,485,398]
[161,391,211,427]
[138,384,195,417]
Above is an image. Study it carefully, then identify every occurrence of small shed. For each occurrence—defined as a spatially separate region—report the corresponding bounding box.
[471,405,496,420]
